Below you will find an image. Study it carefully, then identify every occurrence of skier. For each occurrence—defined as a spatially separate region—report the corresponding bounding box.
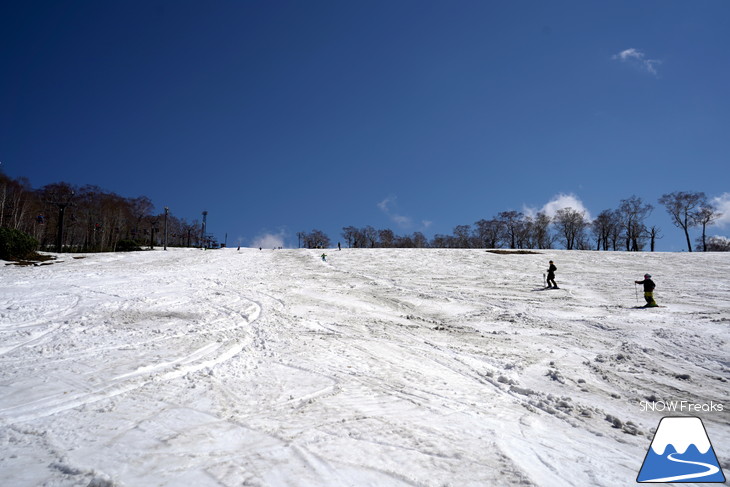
[546,260,559,289]
[321,253,327,262]
[635,274,658,307]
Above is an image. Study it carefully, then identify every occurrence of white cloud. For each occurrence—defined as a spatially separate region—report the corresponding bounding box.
[377,196,394,213]
[522,204,538,219]
[612,48,662,76]
[711,192,730,227]
[392,214,412,227]
[377,196,414,229]
[250,230,287,249]
[537,193,592,221]
[614,48,642,61]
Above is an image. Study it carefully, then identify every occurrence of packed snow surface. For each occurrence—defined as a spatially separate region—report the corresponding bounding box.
[1,248,728,486]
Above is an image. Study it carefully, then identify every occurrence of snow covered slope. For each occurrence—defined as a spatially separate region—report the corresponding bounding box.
[1,248,728,486]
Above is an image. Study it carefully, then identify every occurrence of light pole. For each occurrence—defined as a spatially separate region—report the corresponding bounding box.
[164,207,169,250]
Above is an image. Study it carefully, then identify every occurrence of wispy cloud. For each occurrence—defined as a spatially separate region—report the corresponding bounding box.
[711,193,730,227]
[377,196,396,213]
[525,193,592,221]
[378,196,426,230]
[612,48,662,76]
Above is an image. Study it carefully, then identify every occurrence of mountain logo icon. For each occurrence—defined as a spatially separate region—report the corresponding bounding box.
[637,416,726,483]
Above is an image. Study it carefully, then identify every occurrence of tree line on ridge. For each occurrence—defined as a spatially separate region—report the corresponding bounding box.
[298,193,726,252]
[2,171,726,253]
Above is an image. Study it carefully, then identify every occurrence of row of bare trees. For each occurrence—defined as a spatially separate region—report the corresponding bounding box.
[296,229,332,249]
[321,193,723,251]
[1,173,205,252]
[340,226,430,249]
[5,169,722,253]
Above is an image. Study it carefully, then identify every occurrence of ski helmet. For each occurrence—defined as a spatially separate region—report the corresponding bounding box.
[644,274,651,278]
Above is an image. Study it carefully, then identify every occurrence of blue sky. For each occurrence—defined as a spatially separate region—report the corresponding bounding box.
[2,1,729,250]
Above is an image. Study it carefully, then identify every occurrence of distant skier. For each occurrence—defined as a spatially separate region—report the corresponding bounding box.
[321,253,327,262]
[635,274,658,307]
[546,260,559,289]
[338,242,342,251]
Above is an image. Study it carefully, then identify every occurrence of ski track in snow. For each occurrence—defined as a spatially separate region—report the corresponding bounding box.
[0,248,728,486]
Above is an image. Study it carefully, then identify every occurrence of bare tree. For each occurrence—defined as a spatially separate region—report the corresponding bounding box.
[183,221,200,247]
[129,196,154,242]
[431,234,456,248]
[0,173,8,228]
[592,209,617,250]
[303,229,330,249]
[0,174,32,231]
[394,234,413,248]
[411,232,429,248]
[554,207,588,250]
[379,228,395,248]
[361,225,378,248]
[608,209,623,250]
[648,225,662,252]
[453,224,472,248]
[694,205,722,252]
[514,218,532,249]
[474,219,503,249]
[340,227,356,248]
[618,196,653,251]
[705,236,730,252]
[498,211,523,249]
[658,191,706,252]
[76,185,110,251]
[532,212,552,249]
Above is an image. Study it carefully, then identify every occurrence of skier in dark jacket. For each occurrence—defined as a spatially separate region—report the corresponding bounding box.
[546,260,558,289]
[635,274,658,307]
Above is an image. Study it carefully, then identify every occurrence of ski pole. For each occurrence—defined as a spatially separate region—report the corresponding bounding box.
[635,283,639,304]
